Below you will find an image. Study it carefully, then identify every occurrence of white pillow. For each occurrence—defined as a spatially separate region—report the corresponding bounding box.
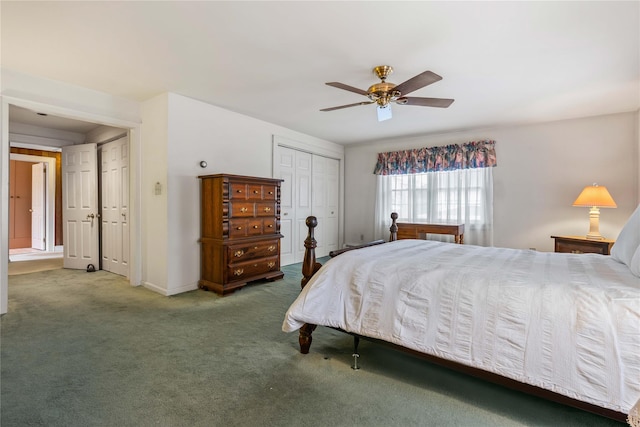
[611,204,640,268]
[630,245,640,277]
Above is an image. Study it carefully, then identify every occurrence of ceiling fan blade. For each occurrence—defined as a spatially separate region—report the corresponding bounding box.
[396,97,454,108]
[392,71,442,97]
[325,82,369,96]
[320,101,374,112]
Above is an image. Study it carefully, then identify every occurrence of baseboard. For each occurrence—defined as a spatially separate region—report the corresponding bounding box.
[142,281,198,296]
[142,281,169,296]
[166,282,198,296]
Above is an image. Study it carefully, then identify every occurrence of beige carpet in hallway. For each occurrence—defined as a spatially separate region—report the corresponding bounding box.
[8,257,64,275]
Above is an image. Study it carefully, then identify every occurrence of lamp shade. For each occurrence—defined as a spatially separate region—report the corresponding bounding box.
[572,184,617,208]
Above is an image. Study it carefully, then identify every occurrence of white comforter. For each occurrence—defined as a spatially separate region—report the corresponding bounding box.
[283,239,640,414]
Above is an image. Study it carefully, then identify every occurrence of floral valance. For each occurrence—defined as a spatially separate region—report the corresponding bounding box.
[373,140,497,175]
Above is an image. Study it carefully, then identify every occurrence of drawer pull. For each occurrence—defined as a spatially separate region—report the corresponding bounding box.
[264,207,271,213]
[240,207,248,213]
[236,226,243,230]
[236,189,243,193]
[234,268,244,276]
[253,225,259,229]
[267,262,275,268]
[267,224,273,228]
[234,250,244,258]
[268,245,276,252]
[253,190,259,194]
[268,191,274,195]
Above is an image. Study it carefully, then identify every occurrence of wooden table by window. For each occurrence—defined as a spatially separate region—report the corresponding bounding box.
[397,222,465,244]
[551,235,615,255]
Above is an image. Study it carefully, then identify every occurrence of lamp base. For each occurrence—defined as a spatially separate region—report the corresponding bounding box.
[585,233,604,241]
[585,206,604,240]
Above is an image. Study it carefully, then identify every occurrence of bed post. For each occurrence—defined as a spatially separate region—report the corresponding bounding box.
[301,216,322,289]
[299,216,322,354]
[390,212,398,241]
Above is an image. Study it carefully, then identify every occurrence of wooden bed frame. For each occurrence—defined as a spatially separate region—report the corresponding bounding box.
[297,213,627,423]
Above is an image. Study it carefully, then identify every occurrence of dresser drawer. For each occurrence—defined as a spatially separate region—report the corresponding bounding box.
[230,202,255,217]
[227,256,279,281]
[556,240,607,255]
[255,202,276,217]
[247,184,263,198]
[263,185,277,200]
[228,240,279,262]
[552,235,614,255]
[228,218,277,238]
[229,182,249,199]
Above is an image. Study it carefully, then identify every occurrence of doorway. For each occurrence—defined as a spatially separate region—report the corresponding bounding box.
[1,99,142,314]
[8,153,59,260]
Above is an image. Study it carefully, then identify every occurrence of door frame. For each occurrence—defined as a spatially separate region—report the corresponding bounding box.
[10,154,56,252]
[0,96,142,314]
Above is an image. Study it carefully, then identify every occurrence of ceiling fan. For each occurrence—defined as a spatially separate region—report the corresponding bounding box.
[320,65,454,121]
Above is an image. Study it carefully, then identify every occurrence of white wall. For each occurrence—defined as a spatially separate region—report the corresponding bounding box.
[140,94,170,294]
[85,125,127,144]
[344,112,638,252]
[147,93,342,295]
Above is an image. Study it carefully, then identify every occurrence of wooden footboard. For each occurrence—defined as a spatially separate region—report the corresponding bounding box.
[298,212,398,353]
[296,212,628,423]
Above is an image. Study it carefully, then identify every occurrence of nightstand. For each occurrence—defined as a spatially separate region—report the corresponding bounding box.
[551,235,615,255]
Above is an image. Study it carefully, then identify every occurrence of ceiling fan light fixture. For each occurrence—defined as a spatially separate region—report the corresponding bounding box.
[377,104,392,122]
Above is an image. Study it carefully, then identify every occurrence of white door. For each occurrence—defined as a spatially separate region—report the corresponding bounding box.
[62,144,99,270]
[30,163,46,250]
[275,146,312,265]
[99,137,129,276]
[312,155,340,257]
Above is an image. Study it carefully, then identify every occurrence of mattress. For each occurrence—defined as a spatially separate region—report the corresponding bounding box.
[283,239,640,413]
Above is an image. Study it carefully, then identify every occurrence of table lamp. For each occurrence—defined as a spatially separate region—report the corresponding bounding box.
[572,183,617,240]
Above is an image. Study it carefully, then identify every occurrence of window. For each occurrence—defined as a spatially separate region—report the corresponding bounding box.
[373,140,496,246]
[375,167,494,246]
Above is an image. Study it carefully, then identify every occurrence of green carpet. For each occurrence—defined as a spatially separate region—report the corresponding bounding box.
[1,264,623,426]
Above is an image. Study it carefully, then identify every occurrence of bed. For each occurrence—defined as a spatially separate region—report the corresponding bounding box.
[283,211,640,423]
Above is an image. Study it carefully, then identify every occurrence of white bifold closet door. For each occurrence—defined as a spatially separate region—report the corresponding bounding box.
[312,155,339,257]
[277,147,312,266]
[275,145,339,265]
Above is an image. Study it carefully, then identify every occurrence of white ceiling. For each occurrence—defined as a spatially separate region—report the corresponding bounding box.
[2,1,639,145]
[9,105,103,135]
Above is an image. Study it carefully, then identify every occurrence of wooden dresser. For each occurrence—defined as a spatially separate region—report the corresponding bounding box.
[198,174,284,295]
